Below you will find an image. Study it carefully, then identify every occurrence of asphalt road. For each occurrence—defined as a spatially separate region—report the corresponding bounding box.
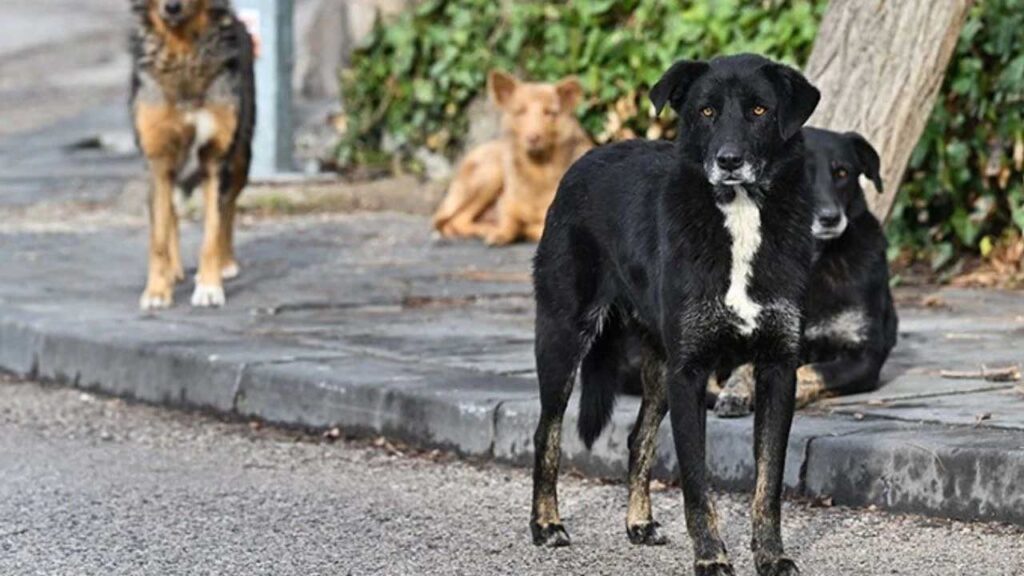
[1,377,1022,576]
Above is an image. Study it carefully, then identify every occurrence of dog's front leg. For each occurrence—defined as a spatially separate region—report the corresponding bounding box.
[666,361,734,576]
[140,158,178,310]
[192,161,226,307]
[191,104,238,308]
[751,358,799,576]
[795,350,884,408]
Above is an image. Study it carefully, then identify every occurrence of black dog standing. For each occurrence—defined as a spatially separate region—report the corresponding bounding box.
[531,54,819,576]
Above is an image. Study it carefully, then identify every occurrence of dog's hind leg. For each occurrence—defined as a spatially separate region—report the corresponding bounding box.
[433,143,503,237]
[217,193,240,279]
[625,348,668,546]
[530,306,606,547]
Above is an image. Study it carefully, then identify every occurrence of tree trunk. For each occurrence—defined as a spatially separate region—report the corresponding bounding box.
[805,0,971,222]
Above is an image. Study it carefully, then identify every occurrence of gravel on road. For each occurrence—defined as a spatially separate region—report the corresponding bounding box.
[1,376,1022,575]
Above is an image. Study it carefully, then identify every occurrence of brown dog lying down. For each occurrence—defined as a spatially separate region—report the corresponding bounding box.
[432,71,592,245]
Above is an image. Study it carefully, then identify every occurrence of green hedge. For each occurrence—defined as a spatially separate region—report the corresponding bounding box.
[338,0,822,164]
[339,0,1024,266]
[888,0,1023,269]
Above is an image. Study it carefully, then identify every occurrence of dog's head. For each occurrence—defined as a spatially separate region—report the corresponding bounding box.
[147,0,206,29]
[488,70,583,161]
[650,54,820,192]
[802,127,883,240]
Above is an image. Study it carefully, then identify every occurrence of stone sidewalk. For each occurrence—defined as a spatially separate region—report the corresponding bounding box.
[2,99,1024,527]
[2,206,1024,524]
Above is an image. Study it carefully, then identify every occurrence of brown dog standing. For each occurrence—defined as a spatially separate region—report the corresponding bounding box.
[131,0,255,309]
[433,71,592,245]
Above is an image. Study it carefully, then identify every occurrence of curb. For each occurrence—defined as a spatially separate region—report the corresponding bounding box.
[1,306,1022,526]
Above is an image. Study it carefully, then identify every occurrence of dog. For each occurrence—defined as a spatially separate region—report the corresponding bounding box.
[713,127,898,416]
[131,0,255,309]
[432,70,592,245]
[531,54,819,576]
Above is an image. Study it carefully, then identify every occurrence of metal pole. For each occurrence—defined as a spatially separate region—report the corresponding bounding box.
[236,0,294,179]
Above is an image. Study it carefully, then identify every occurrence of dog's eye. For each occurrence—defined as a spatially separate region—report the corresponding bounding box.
[700,107,715,118]
[834,168,849,179]
[752,105,767,116]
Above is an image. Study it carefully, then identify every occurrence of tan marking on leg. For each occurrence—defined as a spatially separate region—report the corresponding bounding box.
[626,360,666,529]
[218,195,239,279]
[795,364,827,408]
[714,362,756,417]
[533,420,563,526]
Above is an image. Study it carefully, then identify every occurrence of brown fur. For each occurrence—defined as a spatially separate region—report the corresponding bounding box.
[433,71,592,245]
[132,0,254,309]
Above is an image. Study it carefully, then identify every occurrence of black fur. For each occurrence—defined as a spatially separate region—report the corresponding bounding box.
[800,127,898,394]
[530,54,820,574]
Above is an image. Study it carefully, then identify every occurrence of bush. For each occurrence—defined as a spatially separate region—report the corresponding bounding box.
[338,0,823,167]
[339,0,1024,268]
[887,0,1024,271]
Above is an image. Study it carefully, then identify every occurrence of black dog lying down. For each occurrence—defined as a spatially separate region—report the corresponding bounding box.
[531,54,819,576]
[714,127,898,416]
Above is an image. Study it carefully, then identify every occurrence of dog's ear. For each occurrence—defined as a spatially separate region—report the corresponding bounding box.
[846,131,884,193]
[555,76,583,112]
[763,64,820,140]
[650,60,710,116]
[488,70,519,110]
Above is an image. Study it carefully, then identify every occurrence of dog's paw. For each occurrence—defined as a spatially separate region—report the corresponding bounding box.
[795,365,825,408]
[756,557,799,576]
[221,261,240,280]
[139,283,174,310]
[626,521,668,546]
[484,231,515,246]
[714,391,753,418]
[191,284,225,308]
[530,522,571,548]
[695,559,736,576]
[139,290,173,311]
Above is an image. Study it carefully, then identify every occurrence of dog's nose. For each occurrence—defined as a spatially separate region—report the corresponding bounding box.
[165,0,183,14]
[715,147,744,171]
[817,210,842,228]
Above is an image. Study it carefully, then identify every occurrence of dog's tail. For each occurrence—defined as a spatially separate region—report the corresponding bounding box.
[578,319,636,450]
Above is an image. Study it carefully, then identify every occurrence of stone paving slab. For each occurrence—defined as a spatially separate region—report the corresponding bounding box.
[2,212,1024,526]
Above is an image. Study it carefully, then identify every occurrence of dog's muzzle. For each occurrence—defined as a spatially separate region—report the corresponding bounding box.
[706,161,758,186]
[811,213,848,240]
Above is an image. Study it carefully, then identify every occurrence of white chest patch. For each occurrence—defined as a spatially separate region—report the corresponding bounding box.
[805,309,868,344]
[185,109,217,148]
[718,185,763,335]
